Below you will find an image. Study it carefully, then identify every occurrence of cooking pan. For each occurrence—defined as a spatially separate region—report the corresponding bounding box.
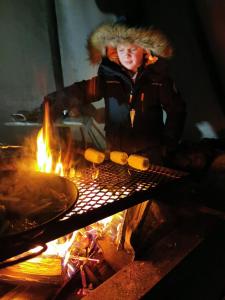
[0,170,79,241]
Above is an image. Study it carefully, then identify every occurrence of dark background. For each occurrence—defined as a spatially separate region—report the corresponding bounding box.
[1,0,225,146]
[96,0,225,140]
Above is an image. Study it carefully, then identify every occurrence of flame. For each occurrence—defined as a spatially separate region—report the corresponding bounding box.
[36,128,52,173]
[55,152,64,177]
[15,101,124,280]
[29,102,124,280]
[36,101,64,176]
[30,232,77,261]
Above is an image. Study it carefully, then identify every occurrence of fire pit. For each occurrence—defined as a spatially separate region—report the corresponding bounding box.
[3,102,223,299]
[0,152,189,299]
[0,151,225,299]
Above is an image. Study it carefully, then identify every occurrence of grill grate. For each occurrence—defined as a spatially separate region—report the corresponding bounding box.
[0,162,187,263]
[62,162,186,219]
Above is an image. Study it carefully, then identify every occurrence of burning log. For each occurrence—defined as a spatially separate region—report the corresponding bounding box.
[83,264,100,286]
[0,285,56,300]
[0,256,64,285]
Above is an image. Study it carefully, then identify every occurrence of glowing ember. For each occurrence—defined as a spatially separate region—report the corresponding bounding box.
[36,101,64,176]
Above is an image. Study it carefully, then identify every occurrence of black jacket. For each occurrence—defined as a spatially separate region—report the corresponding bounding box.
[46,58,186,156]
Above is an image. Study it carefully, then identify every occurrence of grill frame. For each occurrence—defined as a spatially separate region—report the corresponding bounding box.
[0,162,187,263]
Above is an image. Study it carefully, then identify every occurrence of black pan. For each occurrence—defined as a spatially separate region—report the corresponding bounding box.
[0,170,78,240]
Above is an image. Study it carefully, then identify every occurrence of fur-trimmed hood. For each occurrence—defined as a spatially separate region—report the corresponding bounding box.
[87,23,173,64]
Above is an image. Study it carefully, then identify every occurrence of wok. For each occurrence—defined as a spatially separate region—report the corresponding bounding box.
[0,170,78,241]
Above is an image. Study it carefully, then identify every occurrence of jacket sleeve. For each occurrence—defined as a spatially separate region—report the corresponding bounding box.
[159,77,187,150]
[43,76,104,120]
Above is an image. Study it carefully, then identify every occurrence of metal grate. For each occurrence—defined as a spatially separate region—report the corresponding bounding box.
[62,162,187,218]
[0,162,187,262]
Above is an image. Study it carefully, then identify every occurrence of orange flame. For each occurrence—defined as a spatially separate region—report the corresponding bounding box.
[36,101,64,176]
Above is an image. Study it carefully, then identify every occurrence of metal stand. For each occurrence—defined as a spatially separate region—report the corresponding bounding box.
[4,116,105,150]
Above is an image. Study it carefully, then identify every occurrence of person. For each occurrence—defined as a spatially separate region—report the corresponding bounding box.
[42,22,187,259]
[43,22,186,165]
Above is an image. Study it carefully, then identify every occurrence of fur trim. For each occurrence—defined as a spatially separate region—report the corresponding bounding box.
[87,23,173,64]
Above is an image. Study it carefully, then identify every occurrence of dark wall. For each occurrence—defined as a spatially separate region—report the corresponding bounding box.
[0,0,56,144]
[0,0,114,147]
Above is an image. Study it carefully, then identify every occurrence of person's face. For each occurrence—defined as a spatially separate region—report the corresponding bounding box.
[117,44,145,72]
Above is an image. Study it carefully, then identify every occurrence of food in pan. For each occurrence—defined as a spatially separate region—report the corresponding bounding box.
[0,171,76,237]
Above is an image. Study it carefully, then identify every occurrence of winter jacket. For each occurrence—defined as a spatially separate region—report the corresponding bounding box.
[45,22,186,161]
[46,57,186,157]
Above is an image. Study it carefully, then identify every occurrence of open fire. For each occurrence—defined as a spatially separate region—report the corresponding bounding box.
[0,101,123,298]
[36,102,64,176]
[0,101,189,299]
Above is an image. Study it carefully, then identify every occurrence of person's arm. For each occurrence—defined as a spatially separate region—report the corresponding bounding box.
[43,76,104,120]
[159,77,187,153]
